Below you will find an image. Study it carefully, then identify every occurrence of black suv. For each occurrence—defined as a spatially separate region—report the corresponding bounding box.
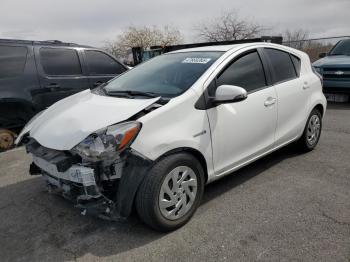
[0,39,128,150]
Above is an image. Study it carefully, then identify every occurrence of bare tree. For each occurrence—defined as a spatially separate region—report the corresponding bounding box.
[283,29,310,50]
[283,29,336,61]
[104,25,183,60]
[195,11,263,42]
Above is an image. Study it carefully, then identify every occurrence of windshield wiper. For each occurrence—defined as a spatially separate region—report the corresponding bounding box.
[106,90,171,104]
[106,90,159,98]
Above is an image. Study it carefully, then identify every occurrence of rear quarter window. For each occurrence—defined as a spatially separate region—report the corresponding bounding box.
[0,45,28,79]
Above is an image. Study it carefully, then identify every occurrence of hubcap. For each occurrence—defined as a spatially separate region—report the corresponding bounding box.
[307,114,321,146]
[159,166,198,220]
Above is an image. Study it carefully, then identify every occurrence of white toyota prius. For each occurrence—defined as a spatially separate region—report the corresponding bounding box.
[16,43,326,231]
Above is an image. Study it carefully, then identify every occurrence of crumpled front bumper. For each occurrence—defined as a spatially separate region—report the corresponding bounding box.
[33,156,96,186]
[26,139,153,220]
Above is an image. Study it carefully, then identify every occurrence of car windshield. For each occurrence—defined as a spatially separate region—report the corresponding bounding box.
[103,51,223,98]
[329,39,350,56]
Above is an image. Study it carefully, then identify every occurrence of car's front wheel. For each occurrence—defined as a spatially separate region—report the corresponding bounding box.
[136,153,204,232]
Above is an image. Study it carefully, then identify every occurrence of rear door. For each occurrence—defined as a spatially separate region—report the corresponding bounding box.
[83,50,127,88]
[262,48,309,145]
[34,46,89,108]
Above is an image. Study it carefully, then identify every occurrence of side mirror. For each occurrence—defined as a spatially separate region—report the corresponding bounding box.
[214,85,248,104]
[319,52,327,58]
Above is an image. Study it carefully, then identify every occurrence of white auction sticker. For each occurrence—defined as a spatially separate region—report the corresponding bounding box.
[182,58,212,64]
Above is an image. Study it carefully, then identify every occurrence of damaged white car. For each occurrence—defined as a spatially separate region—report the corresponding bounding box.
[16,43,326,231]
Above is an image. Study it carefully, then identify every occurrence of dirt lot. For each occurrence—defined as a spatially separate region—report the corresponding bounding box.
[0,103,350,262]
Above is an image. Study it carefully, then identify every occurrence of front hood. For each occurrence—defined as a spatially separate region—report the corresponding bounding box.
[22,90,160,150]
[313,55,350,67]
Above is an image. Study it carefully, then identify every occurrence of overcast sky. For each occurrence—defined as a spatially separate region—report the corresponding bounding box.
[0,0,349,47]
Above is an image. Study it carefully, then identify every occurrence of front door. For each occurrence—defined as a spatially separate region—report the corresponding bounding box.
[207,50,278,176]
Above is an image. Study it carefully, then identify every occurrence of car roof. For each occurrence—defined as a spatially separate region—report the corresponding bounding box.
[169,43,249,53]
[168,42,305,58]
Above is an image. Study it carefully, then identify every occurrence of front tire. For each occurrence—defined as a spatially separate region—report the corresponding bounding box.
[136,153,205,232]
[297,108,322,152]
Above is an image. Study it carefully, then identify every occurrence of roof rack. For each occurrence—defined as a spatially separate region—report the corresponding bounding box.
[131,36,283,65]
[0,38,91,48]
[150,36,283,52]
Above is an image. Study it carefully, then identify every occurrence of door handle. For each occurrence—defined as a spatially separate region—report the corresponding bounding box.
[93,81,103,87]
[303,82,310,89]
[264,97,276,107]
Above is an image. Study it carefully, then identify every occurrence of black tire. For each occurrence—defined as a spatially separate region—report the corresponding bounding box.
[135,153,205,232]
[297,108,322,152]
[0,129,16,151]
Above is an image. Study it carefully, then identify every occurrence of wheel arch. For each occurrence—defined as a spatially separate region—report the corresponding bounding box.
[314,103,324,117]
[0,98,36,130]
[155,147,209,184]
[117,147,209,219]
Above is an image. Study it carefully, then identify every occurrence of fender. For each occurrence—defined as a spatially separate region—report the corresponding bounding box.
[116,150,153,218]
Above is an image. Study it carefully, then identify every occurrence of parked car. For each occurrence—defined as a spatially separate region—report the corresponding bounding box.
[313,38,350,99]
[0,39,128,150]
[16,42,326,232]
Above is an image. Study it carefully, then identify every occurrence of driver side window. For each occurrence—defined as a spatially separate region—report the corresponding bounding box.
[216,50,267,93]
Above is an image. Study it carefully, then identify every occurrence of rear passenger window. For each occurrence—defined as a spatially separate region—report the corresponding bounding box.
[265,48,297,83]
[217,51,267,92]
[40,48,82,76]
[291,55,301,76]
[0,45,28,78]
[85,50,126,75]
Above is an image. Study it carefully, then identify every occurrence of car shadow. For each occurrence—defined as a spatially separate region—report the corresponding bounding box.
[201,143,301,205]
[0,144,301,261]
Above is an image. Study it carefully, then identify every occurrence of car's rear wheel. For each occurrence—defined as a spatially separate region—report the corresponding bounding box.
[298,108,322,151]
[0,129,16,151]
[135,153,204,232]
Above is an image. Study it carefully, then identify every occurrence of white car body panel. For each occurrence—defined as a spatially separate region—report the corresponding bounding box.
[18,90,160,150]
[207,87,278,177]
[131,89,215,177]
[20,42,327,185]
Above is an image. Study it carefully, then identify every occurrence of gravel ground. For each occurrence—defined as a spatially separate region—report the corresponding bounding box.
[0,103,349,262]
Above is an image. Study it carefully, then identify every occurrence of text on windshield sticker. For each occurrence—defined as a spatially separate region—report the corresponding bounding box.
[182,58,212,64]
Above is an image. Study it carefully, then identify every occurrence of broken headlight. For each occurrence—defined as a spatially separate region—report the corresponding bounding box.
[73,121,141,161]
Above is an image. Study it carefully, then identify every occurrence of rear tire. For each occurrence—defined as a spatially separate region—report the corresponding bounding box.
[0,129,16,151]
[136,153,205,232]
[297,108,322,152]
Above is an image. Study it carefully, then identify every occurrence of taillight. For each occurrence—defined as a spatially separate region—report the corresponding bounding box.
[312,67,323,86]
